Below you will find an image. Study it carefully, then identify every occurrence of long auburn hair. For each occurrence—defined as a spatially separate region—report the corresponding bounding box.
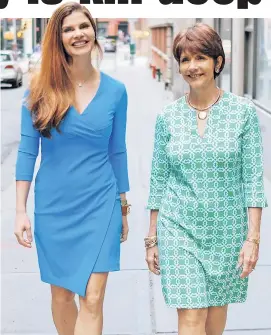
[27,2,102,138]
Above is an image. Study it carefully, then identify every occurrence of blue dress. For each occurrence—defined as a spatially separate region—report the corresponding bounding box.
[15,72,130,296]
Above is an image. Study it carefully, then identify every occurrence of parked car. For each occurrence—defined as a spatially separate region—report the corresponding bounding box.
[97,36,107,48]
[0,50,23,88]
[28,52,42,72]
[104,38,117,53]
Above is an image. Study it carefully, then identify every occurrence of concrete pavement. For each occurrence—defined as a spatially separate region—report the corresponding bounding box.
[1,55,271,334]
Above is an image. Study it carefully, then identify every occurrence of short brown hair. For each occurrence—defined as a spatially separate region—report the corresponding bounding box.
[173,23,225,78]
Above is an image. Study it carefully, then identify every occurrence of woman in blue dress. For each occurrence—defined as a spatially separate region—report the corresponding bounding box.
[14,2,130,334]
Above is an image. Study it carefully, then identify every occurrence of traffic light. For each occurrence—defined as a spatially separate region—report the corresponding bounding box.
[21,19,28,30]
[4,31,14,40]
[17,31,24,38]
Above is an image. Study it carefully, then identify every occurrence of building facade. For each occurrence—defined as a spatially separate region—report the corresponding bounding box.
[97,18,129,38]
[1,18,29,53]
[1,18,47,56]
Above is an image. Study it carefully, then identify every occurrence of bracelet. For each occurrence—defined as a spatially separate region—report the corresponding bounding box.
[144,235,158,248]
[246,238,260,245]
[121,199,131,216]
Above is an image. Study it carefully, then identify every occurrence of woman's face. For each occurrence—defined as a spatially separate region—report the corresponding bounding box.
[179,50,220,89]
[61,11,95,58]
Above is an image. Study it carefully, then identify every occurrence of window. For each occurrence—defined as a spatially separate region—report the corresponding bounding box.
[97,22,108,38]
[255,18,271,110]
[0,53,12,61]
[219,19,232,92]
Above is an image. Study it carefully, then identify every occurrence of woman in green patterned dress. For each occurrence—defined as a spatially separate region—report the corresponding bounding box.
[145,23,268,335]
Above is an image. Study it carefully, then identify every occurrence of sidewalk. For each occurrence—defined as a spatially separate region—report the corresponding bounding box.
[1,56,271,335]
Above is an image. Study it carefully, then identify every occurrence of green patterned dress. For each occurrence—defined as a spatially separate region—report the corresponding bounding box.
[147,92,267,309]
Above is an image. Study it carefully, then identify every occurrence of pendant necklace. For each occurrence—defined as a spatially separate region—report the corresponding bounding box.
[77,79,87,88]
[76,73,93,88]
[187,88,221,120]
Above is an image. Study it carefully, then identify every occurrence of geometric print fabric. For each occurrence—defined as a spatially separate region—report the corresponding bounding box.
[147,92,268,308]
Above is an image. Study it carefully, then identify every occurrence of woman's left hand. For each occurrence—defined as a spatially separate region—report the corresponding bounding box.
[121,215,129,243]
[238,240,259,278]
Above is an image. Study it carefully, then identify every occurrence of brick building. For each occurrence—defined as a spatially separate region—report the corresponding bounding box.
[97,18,129,38]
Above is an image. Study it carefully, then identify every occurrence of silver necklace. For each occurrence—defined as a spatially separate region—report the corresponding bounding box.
[77,78,87,88]
[76,72,94,88]
[187,88,221,120]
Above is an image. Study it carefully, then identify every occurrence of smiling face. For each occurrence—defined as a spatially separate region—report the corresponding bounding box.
[61,10,95,58]
[179,50,221,89]
[173,24,226,89]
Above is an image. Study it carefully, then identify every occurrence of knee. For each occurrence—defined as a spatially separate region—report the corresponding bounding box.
[178,308,208,328]
[51,286,75,305]
[80,291,104,316]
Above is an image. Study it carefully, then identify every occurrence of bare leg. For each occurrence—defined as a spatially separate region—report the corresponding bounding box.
[205,305,228,335]
[74,273,109,335]
[51,285,78,335]
[177,308,208,335]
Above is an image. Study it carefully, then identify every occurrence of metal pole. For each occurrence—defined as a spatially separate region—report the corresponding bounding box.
[95,18,99,69]
[13,18,17,47]
[114,35,117,71]
[32,19,36,52]
[3,18,7,49]
[129,19,136,65]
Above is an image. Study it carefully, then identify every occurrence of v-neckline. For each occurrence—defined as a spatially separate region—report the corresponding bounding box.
[72,71,104,116]
[186,90,226,140]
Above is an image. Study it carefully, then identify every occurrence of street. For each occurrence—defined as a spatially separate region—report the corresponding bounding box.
[1,48,271,335]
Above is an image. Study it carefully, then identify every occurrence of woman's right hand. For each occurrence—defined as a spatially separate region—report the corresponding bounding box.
[146,245,160,275]
[14,212,33,248]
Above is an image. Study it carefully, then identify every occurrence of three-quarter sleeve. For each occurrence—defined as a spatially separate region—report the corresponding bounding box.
[147,112,170,210]
[241,102,268,208]
[15,94,40,182]
[108,86,130,193]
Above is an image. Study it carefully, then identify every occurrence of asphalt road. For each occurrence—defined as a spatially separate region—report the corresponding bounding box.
[1,78,25,164]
